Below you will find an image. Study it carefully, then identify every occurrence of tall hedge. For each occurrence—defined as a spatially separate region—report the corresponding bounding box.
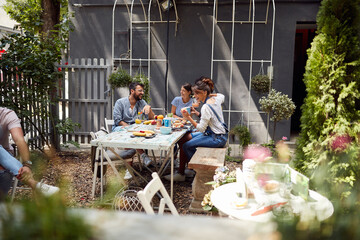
[294,0,360,197]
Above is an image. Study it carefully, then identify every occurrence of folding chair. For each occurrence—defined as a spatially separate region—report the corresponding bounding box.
[90,130,144,198]
[137,172,179,215]
[104,118,115,133]
[10,133,31,202]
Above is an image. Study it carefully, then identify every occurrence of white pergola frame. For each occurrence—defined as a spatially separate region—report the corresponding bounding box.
[111,0,276,140]
[211,0,275,142]
[111,0,179,112]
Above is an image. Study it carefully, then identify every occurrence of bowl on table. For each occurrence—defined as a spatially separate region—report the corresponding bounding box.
[160,126,172,135]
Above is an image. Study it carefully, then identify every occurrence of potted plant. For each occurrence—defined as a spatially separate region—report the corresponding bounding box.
[251,74,271,95]
[108,67,132,89]
[259,89,296,140]
[229,124,251,156]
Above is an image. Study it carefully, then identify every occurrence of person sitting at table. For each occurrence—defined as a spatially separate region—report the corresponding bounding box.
[112,82,155,178]
[164,77,228,182]
[171,83,195,119]
[0,107,59,201]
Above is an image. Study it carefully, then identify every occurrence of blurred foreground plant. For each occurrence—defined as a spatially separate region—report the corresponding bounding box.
[0,195,93,239]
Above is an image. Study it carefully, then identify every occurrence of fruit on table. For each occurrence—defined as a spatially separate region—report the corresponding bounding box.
[167,113,173,117]
[135,119,142,124]
[133,130,155,137]
[133,131,146,136]
[154,115,158,120]
[151,120,156,125]
[143,120,152,125]
[157,115,164,120]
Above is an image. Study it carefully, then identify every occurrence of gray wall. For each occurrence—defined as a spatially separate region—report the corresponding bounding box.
[69,0,320,143]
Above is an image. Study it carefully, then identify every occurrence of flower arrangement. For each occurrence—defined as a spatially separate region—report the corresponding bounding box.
[201,166,236,211]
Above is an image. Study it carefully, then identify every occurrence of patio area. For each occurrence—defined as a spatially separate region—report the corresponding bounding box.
[11,148,242,215]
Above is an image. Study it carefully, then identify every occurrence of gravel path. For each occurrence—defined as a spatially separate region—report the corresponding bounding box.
[13,149,241,216]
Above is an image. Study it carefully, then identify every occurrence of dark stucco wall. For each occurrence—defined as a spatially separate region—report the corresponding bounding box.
[69,0,321,142]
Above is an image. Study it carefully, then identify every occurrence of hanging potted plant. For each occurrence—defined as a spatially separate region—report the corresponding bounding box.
[108,67,132,89]
[251,74,271,95]
[229,124,251,156]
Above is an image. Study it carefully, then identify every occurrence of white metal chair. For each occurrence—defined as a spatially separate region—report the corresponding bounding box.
[104,118,115,133]
[10,133,30,202]
[90,130,144,198]
[137,172,179,215]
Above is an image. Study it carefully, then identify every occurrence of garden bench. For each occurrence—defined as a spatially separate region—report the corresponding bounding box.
[188,147,226,213]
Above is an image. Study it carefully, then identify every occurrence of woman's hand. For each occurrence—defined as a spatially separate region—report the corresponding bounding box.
[190,107,200,117]
[181,108,191,120]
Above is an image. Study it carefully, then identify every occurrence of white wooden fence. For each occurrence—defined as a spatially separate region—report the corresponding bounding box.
[57,58,113,145]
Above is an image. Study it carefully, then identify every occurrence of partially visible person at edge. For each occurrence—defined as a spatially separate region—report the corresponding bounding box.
[112,82,155,179]
[164,77,228,182]
[0,107,59,201]
[171,83,195,119]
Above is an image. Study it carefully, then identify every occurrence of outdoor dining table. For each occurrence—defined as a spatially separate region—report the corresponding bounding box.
[211,182,334,223]
[90,124,188,199]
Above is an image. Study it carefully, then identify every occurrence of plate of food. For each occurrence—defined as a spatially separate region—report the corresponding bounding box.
[131,130,156,139]
[230,198,248,209]
[263,180,280,193]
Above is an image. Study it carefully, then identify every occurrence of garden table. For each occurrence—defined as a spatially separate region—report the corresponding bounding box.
[211,182,334,223]
[90,124,188,199]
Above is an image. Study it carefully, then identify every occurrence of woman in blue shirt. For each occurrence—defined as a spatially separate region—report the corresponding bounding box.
[171,83,194,119]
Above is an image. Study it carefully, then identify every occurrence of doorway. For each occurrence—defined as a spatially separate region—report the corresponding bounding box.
[291,25,316,135]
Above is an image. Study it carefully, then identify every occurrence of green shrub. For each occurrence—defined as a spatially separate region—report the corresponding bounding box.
[294,0,360,196]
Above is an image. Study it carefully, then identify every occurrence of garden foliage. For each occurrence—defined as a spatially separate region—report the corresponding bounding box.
[259,89,296,140]
[294,0,360,197]
[1,0,75,149]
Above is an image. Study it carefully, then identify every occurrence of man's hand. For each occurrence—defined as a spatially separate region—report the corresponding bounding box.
[142,105,152,115]
[142,105,155,119]
[17,166,32,182]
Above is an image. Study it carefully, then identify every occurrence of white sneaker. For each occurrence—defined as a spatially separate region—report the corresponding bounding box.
[36,182,60,196]
[119,149,136,159]
[164,172,185,182]
[124,169,132,180]
[185,168,196,178]
[141,153,153,167]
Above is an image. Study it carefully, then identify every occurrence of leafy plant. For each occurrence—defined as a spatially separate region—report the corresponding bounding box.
[108,67,132,89]
[294,0,360,196]
[259,89,296,140]
[251,74,271,95]
[229,125,251,147]
[0,32,63,149]
[1,195,93,239]
[133,72,151,103]
[55,118,81,148]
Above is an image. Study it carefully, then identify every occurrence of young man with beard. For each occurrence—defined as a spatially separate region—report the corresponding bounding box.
[112,82,155,179]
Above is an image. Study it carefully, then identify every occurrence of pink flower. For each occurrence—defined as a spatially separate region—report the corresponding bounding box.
[330,134,352,153]
[243,144,272,162]
[282,136,288,141]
